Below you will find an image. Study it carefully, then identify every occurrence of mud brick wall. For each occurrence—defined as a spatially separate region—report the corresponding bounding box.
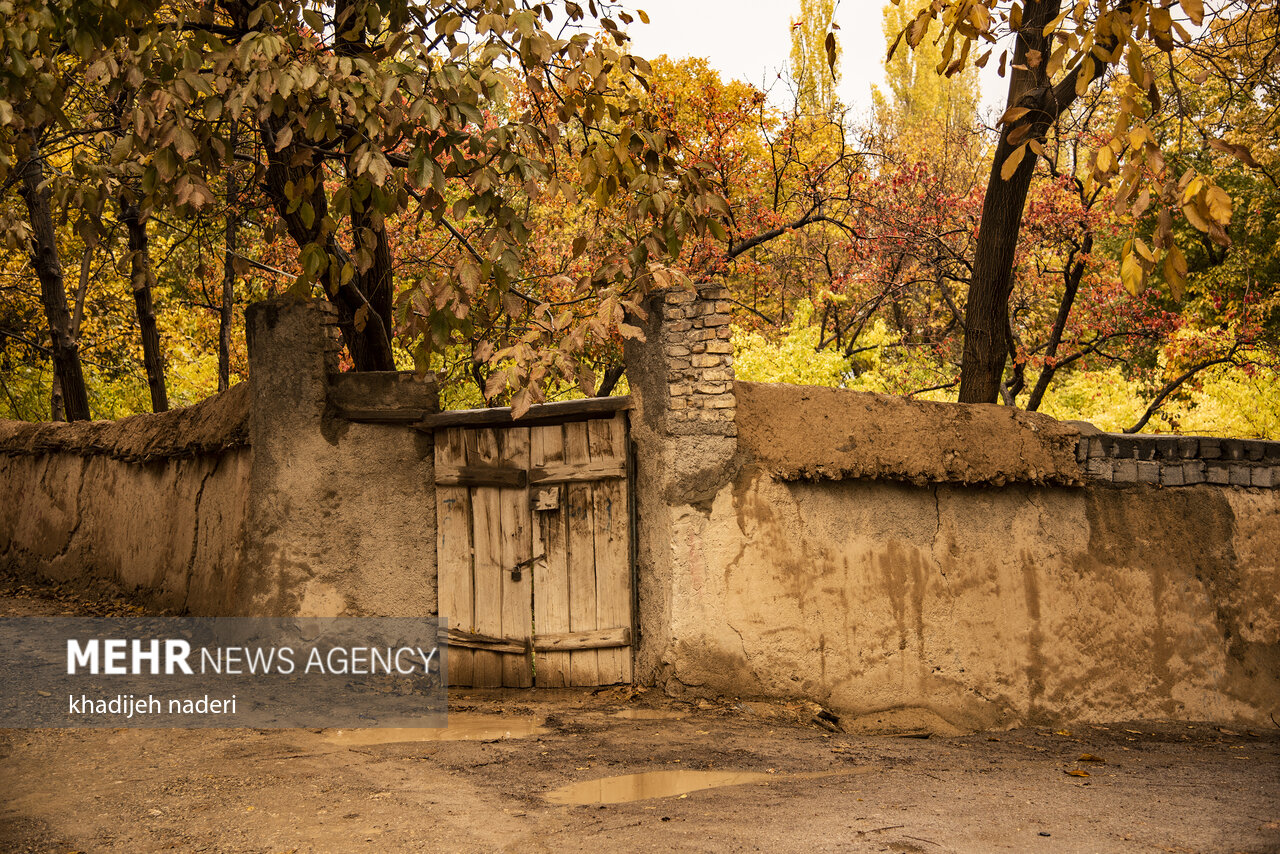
[0,387,252,614]
[658,285,737,437]
[624,284,1280,733]
[1078,432,1280,488]
[1,299,440,617]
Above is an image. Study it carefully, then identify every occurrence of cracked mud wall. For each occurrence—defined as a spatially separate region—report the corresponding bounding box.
[648,469,1280,730]
[1,300,439,617]
[0,407,251,614]
[626,291,1280,730]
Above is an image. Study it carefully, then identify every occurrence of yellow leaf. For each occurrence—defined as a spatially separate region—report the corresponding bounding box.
[1134,237,1155,264]
[1000,143,1027,181]
[1151,7,1175,51]
[1181,0,1204,26]
[1065,768,1091,777]
[1078,753,1106,763]
[1181,175,1204,204]
[1121,243,1146,296]
[1182,199,1211,233]
[1206,185,1232,226]
[1042,8,1068,37]
[1046,43,1068,78]
[907,10,931,48]
[1096,144,1113,173]
[1164,245,1187,300]
[999,106,1030,125]
[1126,44,1147,86]
[1132,186,1152,217]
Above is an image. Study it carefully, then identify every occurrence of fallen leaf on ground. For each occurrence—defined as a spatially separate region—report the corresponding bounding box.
[1078,754,1105,763]
[1064,769,1090,777]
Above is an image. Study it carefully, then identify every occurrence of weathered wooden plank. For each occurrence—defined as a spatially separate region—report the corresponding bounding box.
[535,626,630,651]
[434,465,528,488]
[469,428,505,688]
[564,421,599,686]
[435,427,474,687]
[417,396,631,430]
[589,413,632,685]
[498,427,533,687]
[448,628,526,655]
[530,423,570,687]
[446,626,627,653]
[528,460,625,484]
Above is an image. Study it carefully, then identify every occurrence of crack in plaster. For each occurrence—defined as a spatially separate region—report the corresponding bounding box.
[182,456,220,614]
[50,456,90,565]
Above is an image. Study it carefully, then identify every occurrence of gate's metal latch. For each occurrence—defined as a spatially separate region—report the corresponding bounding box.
[507,555,541,582]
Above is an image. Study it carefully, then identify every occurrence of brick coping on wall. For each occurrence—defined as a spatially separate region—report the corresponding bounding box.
[1077,430,1280,488]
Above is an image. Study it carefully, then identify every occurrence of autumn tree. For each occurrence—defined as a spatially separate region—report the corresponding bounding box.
[0,0,727,417]
[789,0,841,117]
[874,0,980,152]
[889,0,1271,403]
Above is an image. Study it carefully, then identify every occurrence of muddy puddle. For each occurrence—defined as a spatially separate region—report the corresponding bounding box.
[545,768,855,805]
[324,713,546,746]
[610,708,689,720]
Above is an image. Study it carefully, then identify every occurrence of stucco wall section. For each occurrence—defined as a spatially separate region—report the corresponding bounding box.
[649,471,1280,730]
[240,300,438,618]
[2,301,439,618]
[735,381,1083,486]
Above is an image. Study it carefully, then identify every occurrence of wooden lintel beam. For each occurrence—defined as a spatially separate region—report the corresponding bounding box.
[417,396,630,431]
[529,461,626,484]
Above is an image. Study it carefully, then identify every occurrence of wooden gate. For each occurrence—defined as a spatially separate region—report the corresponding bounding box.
[428,399,633,687]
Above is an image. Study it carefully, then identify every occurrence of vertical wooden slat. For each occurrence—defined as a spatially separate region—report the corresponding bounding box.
[588,414,632,685]
[498,427,533,687]
[435,428,474,686]
[564,421,599,685]
[531,424,571,687]
[469,428,505,688]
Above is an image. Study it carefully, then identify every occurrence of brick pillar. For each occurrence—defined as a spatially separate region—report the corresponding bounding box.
[623,283,740,689]
[632,283,738,439]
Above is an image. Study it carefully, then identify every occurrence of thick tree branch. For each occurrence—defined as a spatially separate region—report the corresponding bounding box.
[1124,347,1242,434]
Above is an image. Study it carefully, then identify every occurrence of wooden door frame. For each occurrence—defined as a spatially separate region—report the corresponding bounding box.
[422,397,636,688]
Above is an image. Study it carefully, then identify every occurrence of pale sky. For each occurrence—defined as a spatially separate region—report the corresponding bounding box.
[622,0,1008,117]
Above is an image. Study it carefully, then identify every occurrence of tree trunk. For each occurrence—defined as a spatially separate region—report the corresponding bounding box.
[258,118,396,371]
[958,0,1062,404]
[1026,232,1091,411]
[220,132,238,393]
[50,374,65,422]
[120,196,169,412]
[18,134,91,421]
[350,199,395,368]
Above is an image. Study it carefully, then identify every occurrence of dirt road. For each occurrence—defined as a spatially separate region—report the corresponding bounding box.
[2,577,1277,853]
